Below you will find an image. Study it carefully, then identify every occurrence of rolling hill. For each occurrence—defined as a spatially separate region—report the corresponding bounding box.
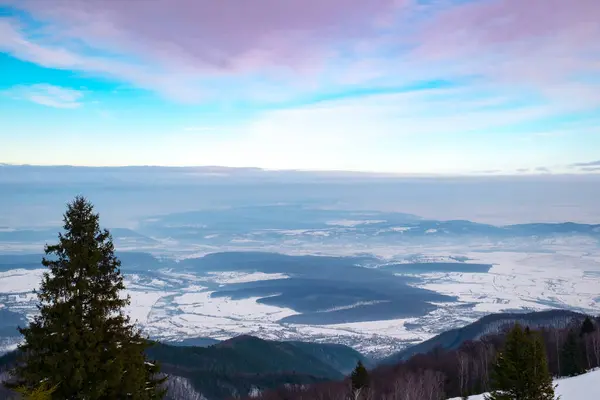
[0,335,368,400]
[381,309,586,365]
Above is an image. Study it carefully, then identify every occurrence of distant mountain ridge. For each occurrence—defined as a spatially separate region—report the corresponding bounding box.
[366,220,600,238]
[2,219,598,250]
[381,309,587,365]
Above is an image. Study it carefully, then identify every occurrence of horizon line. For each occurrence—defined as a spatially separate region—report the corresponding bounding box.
[1,163,598,178]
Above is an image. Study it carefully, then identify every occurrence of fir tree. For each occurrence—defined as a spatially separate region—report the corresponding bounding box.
[11,196,166,399]
[560,329,585,377]
[486,324,556,400]
[528,331,556,400]
[350,360,369,399]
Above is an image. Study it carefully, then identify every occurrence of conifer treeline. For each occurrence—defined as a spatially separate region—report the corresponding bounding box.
[249,317,600,400]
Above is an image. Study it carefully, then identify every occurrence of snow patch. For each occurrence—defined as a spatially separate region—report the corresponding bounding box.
[0,268,44,293]
[448,369,600,400]
[326,220,386,227]
[390,227,414,232]
[205,271,289,284]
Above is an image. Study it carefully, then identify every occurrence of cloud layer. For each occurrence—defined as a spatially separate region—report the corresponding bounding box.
[2,0,598,105]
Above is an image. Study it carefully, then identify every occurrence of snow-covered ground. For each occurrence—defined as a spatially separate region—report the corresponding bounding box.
[325,220,387,227]
[205,271,289,284]
[448,369,600,400]
[0,267,428,355]
[0,269,44,293]
[414,249,600,314]
[1,238,600,357]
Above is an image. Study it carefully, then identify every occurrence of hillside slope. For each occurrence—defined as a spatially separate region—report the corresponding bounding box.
[148,335,344,378]
[1,335,367,400]
[146,336,365,399]
[382,309,585,364]
[286,340,371,374]
[448,369,600,399]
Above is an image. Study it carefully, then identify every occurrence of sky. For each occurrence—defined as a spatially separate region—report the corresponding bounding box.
[0,0,599,174]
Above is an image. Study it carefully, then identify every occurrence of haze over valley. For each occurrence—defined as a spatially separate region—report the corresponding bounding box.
[2,166,599,358]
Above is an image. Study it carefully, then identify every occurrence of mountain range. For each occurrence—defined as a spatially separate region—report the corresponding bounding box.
[2,217,599,247]
[1,309,592,400]
[0,334,367,400]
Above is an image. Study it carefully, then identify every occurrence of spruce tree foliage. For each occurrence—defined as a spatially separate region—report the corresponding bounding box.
[529,331,556,400]
[560,329,585,377]
[486,324,556,400]
[350,360,369,392]
[11,196,166,399]
[14,381,59,400]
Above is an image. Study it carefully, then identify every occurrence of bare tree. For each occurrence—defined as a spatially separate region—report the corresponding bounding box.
[478,341,495,392]
[457,351,469,397]
[554,328,562,374]
[163,375,207,400]
[422,370,445,400]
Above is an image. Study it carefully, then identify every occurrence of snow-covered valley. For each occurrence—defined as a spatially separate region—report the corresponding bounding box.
[2,233,600,358]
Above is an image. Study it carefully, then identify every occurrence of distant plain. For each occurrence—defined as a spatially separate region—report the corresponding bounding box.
[1,166,599,357]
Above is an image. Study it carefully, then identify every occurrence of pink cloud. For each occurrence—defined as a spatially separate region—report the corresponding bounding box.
[405,0,600,107]
[417,0,600,55]
[5,0,406,74]
[2,0,598,107]
[414,0,600,78]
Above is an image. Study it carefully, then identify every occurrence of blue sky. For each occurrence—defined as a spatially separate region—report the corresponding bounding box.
[1,0,599,174]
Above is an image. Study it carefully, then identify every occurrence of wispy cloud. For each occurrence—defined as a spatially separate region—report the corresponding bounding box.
[0,1,405,103]
[3,84,84,109]
[413,0,600,94]
[570,160,600,168]
[1,0,598,107]
[1,0,403,71]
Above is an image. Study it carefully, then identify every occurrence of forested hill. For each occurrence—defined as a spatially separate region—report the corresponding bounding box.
[382,309,587,365]
[0,335,369,400]
[1,310,598,399]
[250,313,600,400]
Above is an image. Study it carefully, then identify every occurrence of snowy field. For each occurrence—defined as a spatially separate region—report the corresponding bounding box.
[0,269,44,293]
[1,237,600,357]
[448,369,600,400]
[414,249,600,313]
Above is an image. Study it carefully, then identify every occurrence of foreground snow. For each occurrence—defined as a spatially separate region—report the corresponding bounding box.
[449,369,600,400]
